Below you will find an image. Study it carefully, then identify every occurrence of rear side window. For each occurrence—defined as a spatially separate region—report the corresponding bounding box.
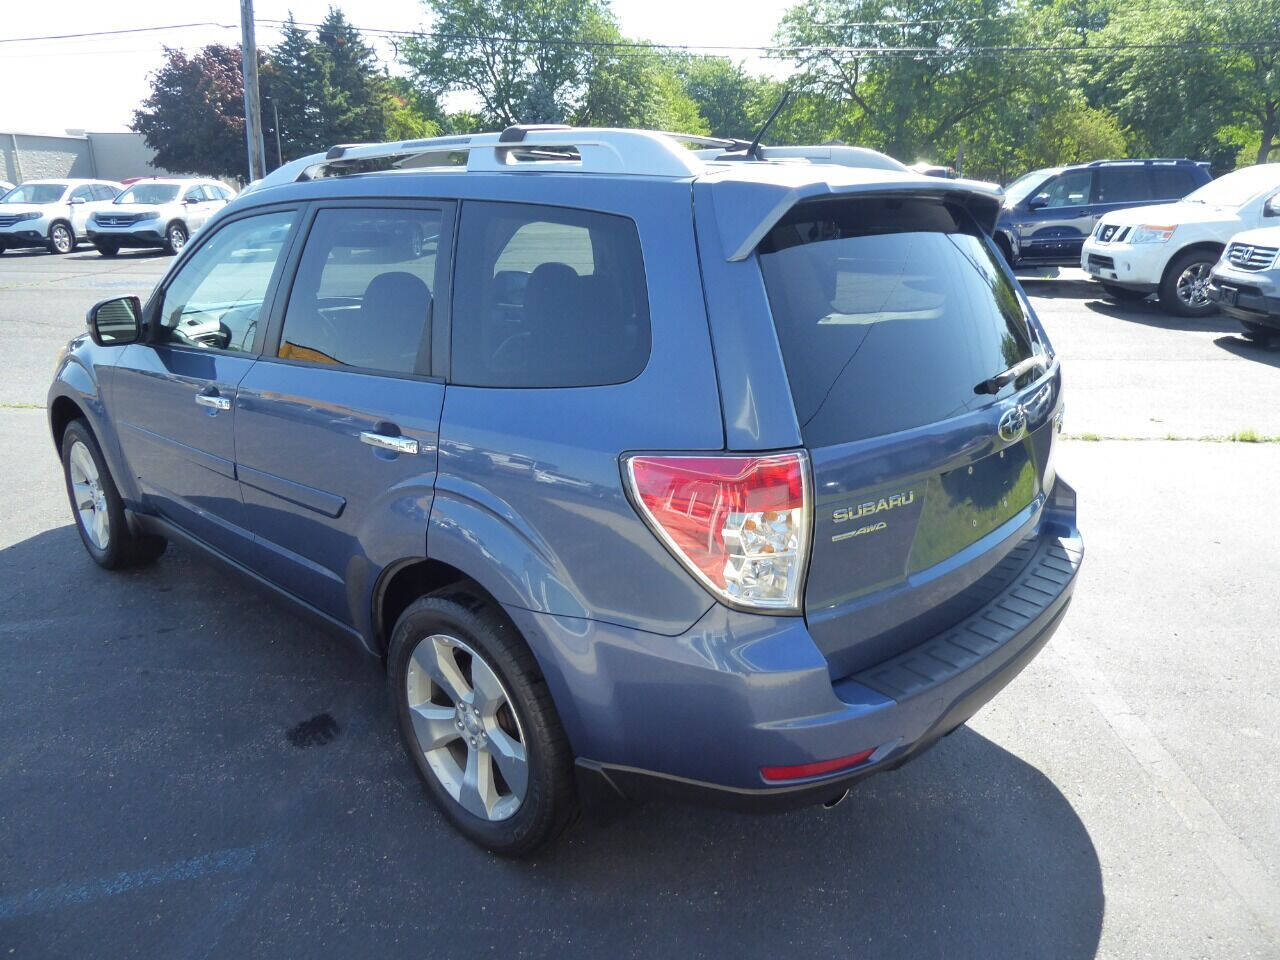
[1095,167,1151,204]
[450,201,650,388]
[758,196,1042,447]
[1152,167,1196,199]
[278,207,443,375]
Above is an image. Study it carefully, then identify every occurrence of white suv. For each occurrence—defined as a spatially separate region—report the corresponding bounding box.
[87,178,235,256]
[0,179,122,255]
[1081,163,1280,316]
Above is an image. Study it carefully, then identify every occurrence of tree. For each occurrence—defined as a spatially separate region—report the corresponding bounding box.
[775,0,1033,162]
[401,0,608,126]
[575,23,706,132]
[669,56,771,140]
[315,8,394,146]
[132,45,253,179]
[262,16,327,161]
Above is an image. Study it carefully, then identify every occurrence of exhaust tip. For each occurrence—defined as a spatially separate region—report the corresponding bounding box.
[822,789,849,810]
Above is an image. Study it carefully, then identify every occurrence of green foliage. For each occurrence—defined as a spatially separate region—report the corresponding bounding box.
[132,45,253,179]
[402,0,607,125]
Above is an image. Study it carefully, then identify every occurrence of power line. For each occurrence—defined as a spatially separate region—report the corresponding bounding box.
[0,22,238,44]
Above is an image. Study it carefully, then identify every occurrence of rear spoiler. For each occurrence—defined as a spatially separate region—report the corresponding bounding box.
[698,168,1005,261]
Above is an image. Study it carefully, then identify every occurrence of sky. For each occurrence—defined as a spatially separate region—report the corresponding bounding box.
[0,0,796,134]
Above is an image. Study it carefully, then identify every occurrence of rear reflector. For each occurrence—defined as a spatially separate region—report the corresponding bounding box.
[623,452,811,612]
[760,747,876,783]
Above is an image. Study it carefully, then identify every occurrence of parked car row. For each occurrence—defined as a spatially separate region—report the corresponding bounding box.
[0,177,234,257]
[995,156,1280,334]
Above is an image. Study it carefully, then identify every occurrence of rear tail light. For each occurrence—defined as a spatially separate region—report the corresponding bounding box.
[623,451,811,612]
[760,747,876,783]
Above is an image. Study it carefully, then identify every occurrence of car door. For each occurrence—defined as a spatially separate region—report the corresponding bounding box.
[67,184,98,235]
[1020,168,1095,263]
[233,201,451,625]
[110,206,301,562]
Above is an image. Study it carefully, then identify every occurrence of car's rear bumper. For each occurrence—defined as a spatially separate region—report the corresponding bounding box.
[508,480,1082,810]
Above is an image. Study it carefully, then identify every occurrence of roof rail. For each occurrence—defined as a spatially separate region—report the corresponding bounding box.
[243,127,742,195]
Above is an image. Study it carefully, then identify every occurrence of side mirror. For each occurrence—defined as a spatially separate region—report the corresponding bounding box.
[1265,194,1280,218]
[69,197,85,205]
[87,296,142,346]
[184,197,199,204]
[1027,194,1049,210]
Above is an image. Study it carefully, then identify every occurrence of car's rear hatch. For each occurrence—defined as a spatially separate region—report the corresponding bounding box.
[747,189,1062,679]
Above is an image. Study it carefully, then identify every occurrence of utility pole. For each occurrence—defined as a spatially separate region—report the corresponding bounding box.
[240,0,267,182]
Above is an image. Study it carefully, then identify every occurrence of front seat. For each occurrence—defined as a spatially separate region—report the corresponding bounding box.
[359,271,432,373]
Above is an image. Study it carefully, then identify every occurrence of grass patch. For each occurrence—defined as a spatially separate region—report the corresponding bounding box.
[1064,431,1280,443]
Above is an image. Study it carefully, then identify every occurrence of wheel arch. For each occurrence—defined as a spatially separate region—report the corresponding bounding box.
[1160,241,1225,287]
[49,393,86,453]
[374,558,496,657]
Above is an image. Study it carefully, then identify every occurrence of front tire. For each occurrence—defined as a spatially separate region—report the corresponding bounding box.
[48,222,75,255]
[163,222,188,255]
[60,420,167,569]
[388,594,577,856]
[96,242,120,257]
[1158,250,1219,317]
[1101,283,1148,303]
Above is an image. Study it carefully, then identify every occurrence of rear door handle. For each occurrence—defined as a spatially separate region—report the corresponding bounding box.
[360,431,419,455]
[195,393,231,411]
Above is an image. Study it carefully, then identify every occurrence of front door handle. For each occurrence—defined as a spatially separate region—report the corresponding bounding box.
[360,431,419,455]
[195,393,231,411]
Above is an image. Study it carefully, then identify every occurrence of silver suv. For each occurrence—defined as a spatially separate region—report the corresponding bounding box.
[87,178,234,256]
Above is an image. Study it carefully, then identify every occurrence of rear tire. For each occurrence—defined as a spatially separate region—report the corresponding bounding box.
[60,419,167,569]
[1100,283,1148,303]
[388,593,577,856]
[48,222,75,255]
[163,222,188,255]
[96,243,120,257]
[1158,250,1219,317]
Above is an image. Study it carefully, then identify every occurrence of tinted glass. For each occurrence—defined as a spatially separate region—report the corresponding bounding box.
[1004,169,1055,207]
[91,185,117,201]
[451,201,650,388]
[1095,167,1151,204]
[759,197,1042,447]
[1151,167,1196,199]
[277,207,442,374]
[1039,170,1092,208]
[157,210,295,353]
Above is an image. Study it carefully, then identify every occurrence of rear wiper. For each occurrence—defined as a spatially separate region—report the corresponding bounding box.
[974,354,1047,395]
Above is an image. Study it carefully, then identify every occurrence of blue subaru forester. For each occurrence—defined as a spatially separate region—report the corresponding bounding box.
[48,127,1083,855]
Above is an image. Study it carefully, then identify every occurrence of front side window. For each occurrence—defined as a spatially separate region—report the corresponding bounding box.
[4,184,67,204]
[156,210,296,353]
[92,184,118,201]
[759,196,1042,447]
[70,185,96,202]
[1038,170,1093,209]
[450,201,651,388]
[277,207,443,374]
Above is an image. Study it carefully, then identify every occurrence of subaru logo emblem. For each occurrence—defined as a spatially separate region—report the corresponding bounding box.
[998,405,1027,442]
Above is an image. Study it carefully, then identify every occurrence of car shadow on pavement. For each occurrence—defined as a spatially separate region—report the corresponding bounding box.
[1,527,1104,960]
[1082,297,1239,334]
[1016,275,1100,300]
[1213,332,1280,368]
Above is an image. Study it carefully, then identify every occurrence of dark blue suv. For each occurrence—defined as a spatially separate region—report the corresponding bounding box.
[48,128,1082,854]
[995,158,1210,268]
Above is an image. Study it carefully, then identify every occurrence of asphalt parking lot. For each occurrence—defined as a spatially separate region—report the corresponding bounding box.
[1,251,1278,958]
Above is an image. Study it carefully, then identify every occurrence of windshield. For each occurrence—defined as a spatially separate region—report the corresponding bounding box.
[2,183,67,204]
[1003,169,1056,207]
[116,183,180,204]
[759,196,1041,447]
[1184,165,1280,208]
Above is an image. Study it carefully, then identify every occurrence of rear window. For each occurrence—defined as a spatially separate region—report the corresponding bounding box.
[758,196,1042,447]
[450,201,650,388]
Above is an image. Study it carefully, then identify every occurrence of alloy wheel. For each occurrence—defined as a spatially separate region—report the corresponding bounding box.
[404,633,529,822]
[168,225,186,252]
[68,440,109,550]
[1175,261,1212,308]
[51,225,74,254]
